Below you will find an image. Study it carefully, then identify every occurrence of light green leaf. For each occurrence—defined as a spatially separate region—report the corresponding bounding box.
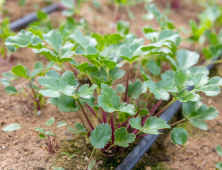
[115,84,125,94]
[90,123,112,149]
[192,73,209,88]
[174,69,190,91]
[147,59,161,76]
[43,30,63,53]
[129,117,143,131]
[216,162,222,170]
[88,159,96,170]
[171,127,188,145]
[2,123,22,132]
[182,101,218,130]
[102,60,116,70]
[71,60,98,74]
[114,127,136,147]
[50,94,79,112]
[61,42,75,59]
[45,131,55,136]
[207,76,222,86]
[56,121,67,127]
[46,118,55,126]
[67,123,87,135]
[199,85,220,96]
[216,145,222,157]
[33,48,58,62]
[77,84,97,99]
[116,103,135,115]
[176,49,199,69]
[12,65,28,78]
[127,79,143,99]
[4,86,17,94]
[5,30,43,52]
[1,78,11,87]
[35,127,46,133]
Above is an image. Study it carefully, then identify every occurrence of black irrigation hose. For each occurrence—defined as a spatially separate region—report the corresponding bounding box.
[10,3,60,31]
[116,61,216,170]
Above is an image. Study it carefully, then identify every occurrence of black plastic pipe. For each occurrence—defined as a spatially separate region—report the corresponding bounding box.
[116,61,215,170]
[10,3,60,31]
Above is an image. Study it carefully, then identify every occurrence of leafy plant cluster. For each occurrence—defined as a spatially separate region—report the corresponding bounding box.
[1,2,222,170]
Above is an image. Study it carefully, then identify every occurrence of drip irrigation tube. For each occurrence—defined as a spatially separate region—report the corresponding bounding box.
[10,3,60,31]
[116,62,215,170]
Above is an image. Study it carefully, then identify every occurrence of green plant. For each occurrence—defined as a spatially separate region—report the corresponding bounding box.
[216,145,222,170]
[3,26,222,170]
[1,61,54,113]
[2,118,67,154]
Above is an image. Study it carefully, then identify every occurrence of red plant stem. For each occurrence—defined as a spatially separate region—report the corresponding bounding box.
[102,109,107,123]
[111,115,115,144]
[124,64,131,102]
[134,94,150,118]
[77,99,94,131]
[0,58,13,68]
[132,99,163,134]
[122,117,131,127]
[117,123,121,129]
[85,103,103,124]
[136,133,149,139]
[29,81,41,111]
[76,111,90,134]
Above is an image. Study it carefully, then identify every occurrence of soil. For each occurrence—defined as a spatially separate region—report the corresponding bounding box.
[1,0,222,170]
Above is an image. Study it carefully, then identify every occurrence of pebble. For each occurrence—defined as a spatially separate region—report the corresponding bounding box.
[2,146,5,149]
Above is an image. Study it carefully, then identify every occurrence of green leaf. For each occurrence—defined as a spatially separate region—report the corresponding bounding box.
[1,78,11,87]
[216,162,222,170]
[37,10,47,20]
[117,20,129,35]
[50,94,79,112]
[43,30,63,53]
[115,84,125,94]
[35,127,46,133]
[67,123,87,135]
[127,79,143,99]
[46,118,55,127]
[145,80,170,100]
[45,131,55,136]
[61,42,75,59]
[92,33,106,51]
[106,33,124,45]
[5,30,43,52]
[88,159,96,170]
[192,73,209,88]
[102,60,116,70]
[4,86,17,94]
[188,66,209,75]
[130,117,170,134]
[207,76,222,86]
[90,123,111,149]
[171,127,188,145]
[77,84,97,99]
[2,123,21,132]
[147,59,161,76]
[114,127,136,147]
[2,72,18,80]
[182,101,218,130]
[199,85,220,96]
[30,68,43,78]
[216,145,222,157]
[72,30,96,48]
[39,134,47,139]
[156,80,178,93]
[52,167,65,170]
[180,92,200,102]
[174,69,190,91]
[12,65,28,78]
[33,48,58,62]
[176,49,199,69]
[56,121,67,127]
[116,103,135,115]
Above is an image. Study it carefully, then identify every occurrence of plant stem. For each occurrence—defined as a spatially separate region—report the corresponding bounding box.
[0,58,12,68]
[29,80,41,111]
[135,130,141,136]
[85,103,103,124]
[105,144,116,152]
[58,63,65,72]
[136,133,149,139]
[102,109,107,123]
[155,99,176,117]
[17,95,32,111]
[170,118,186,127]
[76,111,90,133]
[76,99,94,131]
[87,74,100,95]
[86,147,96,170]
[111,115,115,144]
[124,63,131,102]
[133,56,143,82]
[134,93,151,118]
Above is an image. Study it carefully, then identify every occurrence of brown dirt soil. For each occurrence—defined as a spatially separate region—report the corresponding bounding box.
[1,0,222,170]
[3,0,56,22]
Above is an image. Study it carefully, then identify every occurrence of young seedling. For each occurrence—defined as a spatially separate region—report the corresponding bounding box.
[2,118,67,154]
[216,145,222,170]
[1,61,55,113]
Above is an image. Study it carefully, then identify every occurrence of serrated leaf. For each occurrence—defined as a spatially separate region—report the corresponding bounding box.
[4,86,17,94]
[39,134,47,139]
[90,123,112,149]
[77,84,97,99]
[88,159,96,170]
[174,69,190,91]
[56,121,67,127]
[180,92,200,102]
[50,94,79,112]
[71,60,98,74]
[102,59,116,70]
[35,127,46,133]
[2,123,21,132]
[192,73,209,88]
[127,79,143,99]
[12,65,28,78]
[171,127,188,145]
[116,103,135,115]
[46,118,55,127]
[182,101,218,130]
[106,33,124,45]
[67,123,87,135]
[33,48,58,62]
[176,49,199,69]
[216,145,222,157]
[5,30,43,52]
[43,30,63,53]
[207,76,222,86]
[156,80,178,93]
[199,85,220,96]
[114,127,136,147]
[130,117,170,134]
[72,30,96,48]
[61,42,75,59]
[188,66,209,75]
